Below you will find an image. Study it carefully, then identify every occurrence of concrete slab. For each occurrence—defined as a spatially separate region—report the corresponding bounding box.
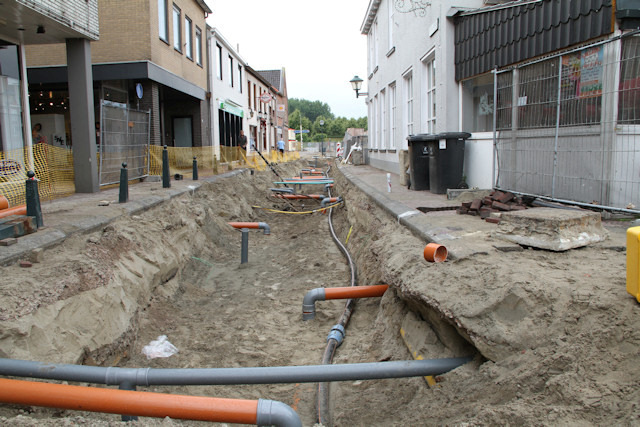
[492,207,608,251]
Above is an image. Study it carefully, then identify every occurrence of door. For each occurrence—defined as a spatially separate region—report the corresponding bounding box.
[173,116,192,147]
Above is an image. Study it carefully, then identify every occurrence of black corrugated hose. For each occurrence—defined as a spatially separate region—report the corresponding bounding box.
[316,164,358,426]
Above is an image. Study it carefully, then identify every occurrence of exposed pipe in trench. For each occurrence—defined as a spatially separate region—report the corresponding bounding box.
[317,168,359,426]
[303,285,389,320]
[0,357,471,385]
[228,221,271,235]
[0,377,301,427]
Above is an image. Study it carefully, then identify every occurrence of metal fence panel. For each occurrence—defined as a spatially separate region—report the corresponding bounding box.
[495,34,640,212]
[99,101,150,186]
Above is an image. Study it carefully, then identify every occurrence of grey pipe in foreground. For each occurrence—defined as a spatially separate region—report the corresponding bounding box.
[0,357,472,386]
[257,399,302,427]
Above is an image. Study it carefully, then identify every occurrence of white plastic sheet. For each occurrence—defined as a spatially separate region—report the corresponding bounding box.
[142,335,178,359]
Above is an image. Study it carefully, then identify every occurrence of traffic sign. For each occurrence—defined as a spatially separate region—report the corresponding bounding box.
[294,130,310,134]
[260,93,272,103]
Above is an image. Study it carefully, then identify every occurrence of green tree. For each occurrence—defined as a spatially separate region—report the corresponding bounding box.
[289,98,334,123]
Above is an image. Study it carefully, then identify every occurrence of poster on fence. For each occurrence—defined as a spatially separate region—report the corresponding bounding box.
[562,46,603,99]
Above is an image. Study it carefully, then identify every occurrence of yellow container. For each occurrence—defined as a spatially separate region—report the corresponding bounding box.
[628,226,640,302]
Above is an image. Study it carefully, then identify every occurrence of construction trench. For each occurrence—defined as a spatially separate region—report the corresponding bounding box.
[0,158,637,425]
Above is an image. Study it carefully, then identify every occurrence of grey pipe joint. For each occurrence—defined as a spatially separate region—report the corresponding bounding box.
[321,197,342,208]
[327,324,346,346]
[257,399,302,427]
[258,222,270,235]
[302,288,326,320]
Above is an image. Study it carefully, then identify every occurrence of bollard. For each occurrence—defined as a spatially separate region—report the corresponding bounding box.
[162,145,170,188]
[213,155,219,175]
[119,162,129,203]
[192,156,198,181]
[25,171,43,228]
[241,228,249,264]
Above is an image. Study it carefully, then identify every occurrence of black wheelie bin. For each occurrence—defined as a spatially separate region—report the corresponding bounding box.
[406,134,440,191]
[426,132,471,194]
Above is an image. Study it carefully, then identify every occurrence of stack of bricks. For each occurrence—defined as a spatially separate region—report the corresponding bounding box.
[457,190,527,223]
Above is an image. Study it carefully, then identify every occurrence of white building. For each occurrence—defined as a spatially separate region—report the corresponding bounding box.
[208,27,247,160]
[361,0,488,186]
[245,66,278,154]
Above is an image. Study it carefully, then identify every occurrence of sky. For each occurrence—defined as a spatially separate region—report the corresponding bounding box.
[206,0,370,119]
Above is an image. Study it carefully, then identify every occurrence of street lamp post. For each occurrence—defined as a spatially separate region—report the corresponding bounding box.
[350,75,368,98]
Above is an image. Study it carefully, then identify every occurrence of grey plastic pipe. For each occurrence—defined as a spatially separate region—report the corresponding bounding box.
[257,399,302,427]
[0,357,471,386]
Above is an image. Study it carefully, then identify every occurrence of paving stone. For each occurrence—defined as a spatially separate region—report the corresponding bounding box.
[492,207,608,251]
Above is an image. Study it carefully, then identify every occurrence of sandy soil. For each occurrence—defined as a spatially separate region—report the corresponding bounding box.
[0,158,638,426]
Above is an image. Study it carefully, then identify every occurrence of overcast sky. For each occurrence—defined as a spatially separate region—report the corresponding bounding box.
[206,0,370,119]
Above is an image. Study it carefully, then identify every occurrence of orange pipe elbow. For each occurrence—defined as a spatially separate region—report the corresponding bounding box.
[0,378,258,424]
[228,222,270,235]
[324,285,389,300]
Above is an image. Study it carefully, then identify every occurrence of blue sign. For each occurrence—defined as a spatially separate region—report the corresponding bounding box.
[294,129,310,134]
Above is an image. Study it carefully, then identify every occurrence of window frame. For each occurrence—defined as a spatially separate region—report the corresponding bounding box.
[158,0,168,43]
[184,16,193,60]
[195,26,202,66]
[228,55,234,87]
[172,4,182,53]
[216,43,223,80]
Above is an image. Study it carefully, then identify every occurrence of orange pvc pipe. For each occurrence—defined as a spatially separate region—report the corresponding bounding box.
[0,205,26,219]
[324,284,389,300]
[228,222,261,230]
[0,195,8,210]
[274,194,325,200]
[0,378,258,424]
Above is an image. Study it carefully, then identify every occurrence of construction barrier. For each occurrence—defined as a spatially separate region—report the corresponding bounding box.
[0,145,299,208]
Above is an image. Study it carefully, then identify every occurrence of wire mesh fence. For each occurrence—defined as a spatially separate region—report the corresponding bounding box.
[494,33,640,212]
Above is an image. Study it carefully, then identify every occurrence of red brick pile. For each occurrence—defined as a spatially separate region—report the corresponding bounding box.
[457,190,528,223]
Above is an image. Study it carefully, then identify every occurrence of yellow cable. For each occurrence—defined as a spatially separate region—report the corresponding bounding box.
[252,201,343,215]
[345,226,353,245]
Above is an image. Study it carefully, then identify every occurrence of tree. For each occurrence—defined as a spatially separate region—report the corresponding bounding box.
[289,98,334,123]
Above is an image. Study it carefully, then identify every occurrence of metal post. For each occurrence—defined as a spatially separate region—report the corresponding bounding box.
[192,156,198,181]
[241,228,249,264]
[25,171,43,228]
[119,162,128,203]
[162,145,170,188]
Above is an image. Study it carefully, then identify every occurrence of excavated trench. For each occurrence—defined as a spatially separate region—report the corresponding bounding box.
[0,158,479,425]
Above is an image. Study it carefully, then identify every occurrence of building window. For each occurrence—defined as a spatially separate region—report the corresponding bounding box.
[185,16,193,60]
[228,55,234,87]
[462,73,494,132]
[388,0,394,52]
[423,57,436,133]
[216,44,222,80]
[238,65,243,93]
[172,4,181,52]
[195,27,202,66]
[158,0,168,42]
[389,82,396,149]
[404,71,414,136]
[619,36,640,124]
[373,94,379,149]
[380,88,386,149]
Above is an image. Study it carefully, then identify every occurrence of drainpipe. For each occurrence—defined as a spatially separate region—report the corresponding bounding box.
[303,285,389,320]
[0,357,472,385]
[0,378,301,427]
[228,222,270,235]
